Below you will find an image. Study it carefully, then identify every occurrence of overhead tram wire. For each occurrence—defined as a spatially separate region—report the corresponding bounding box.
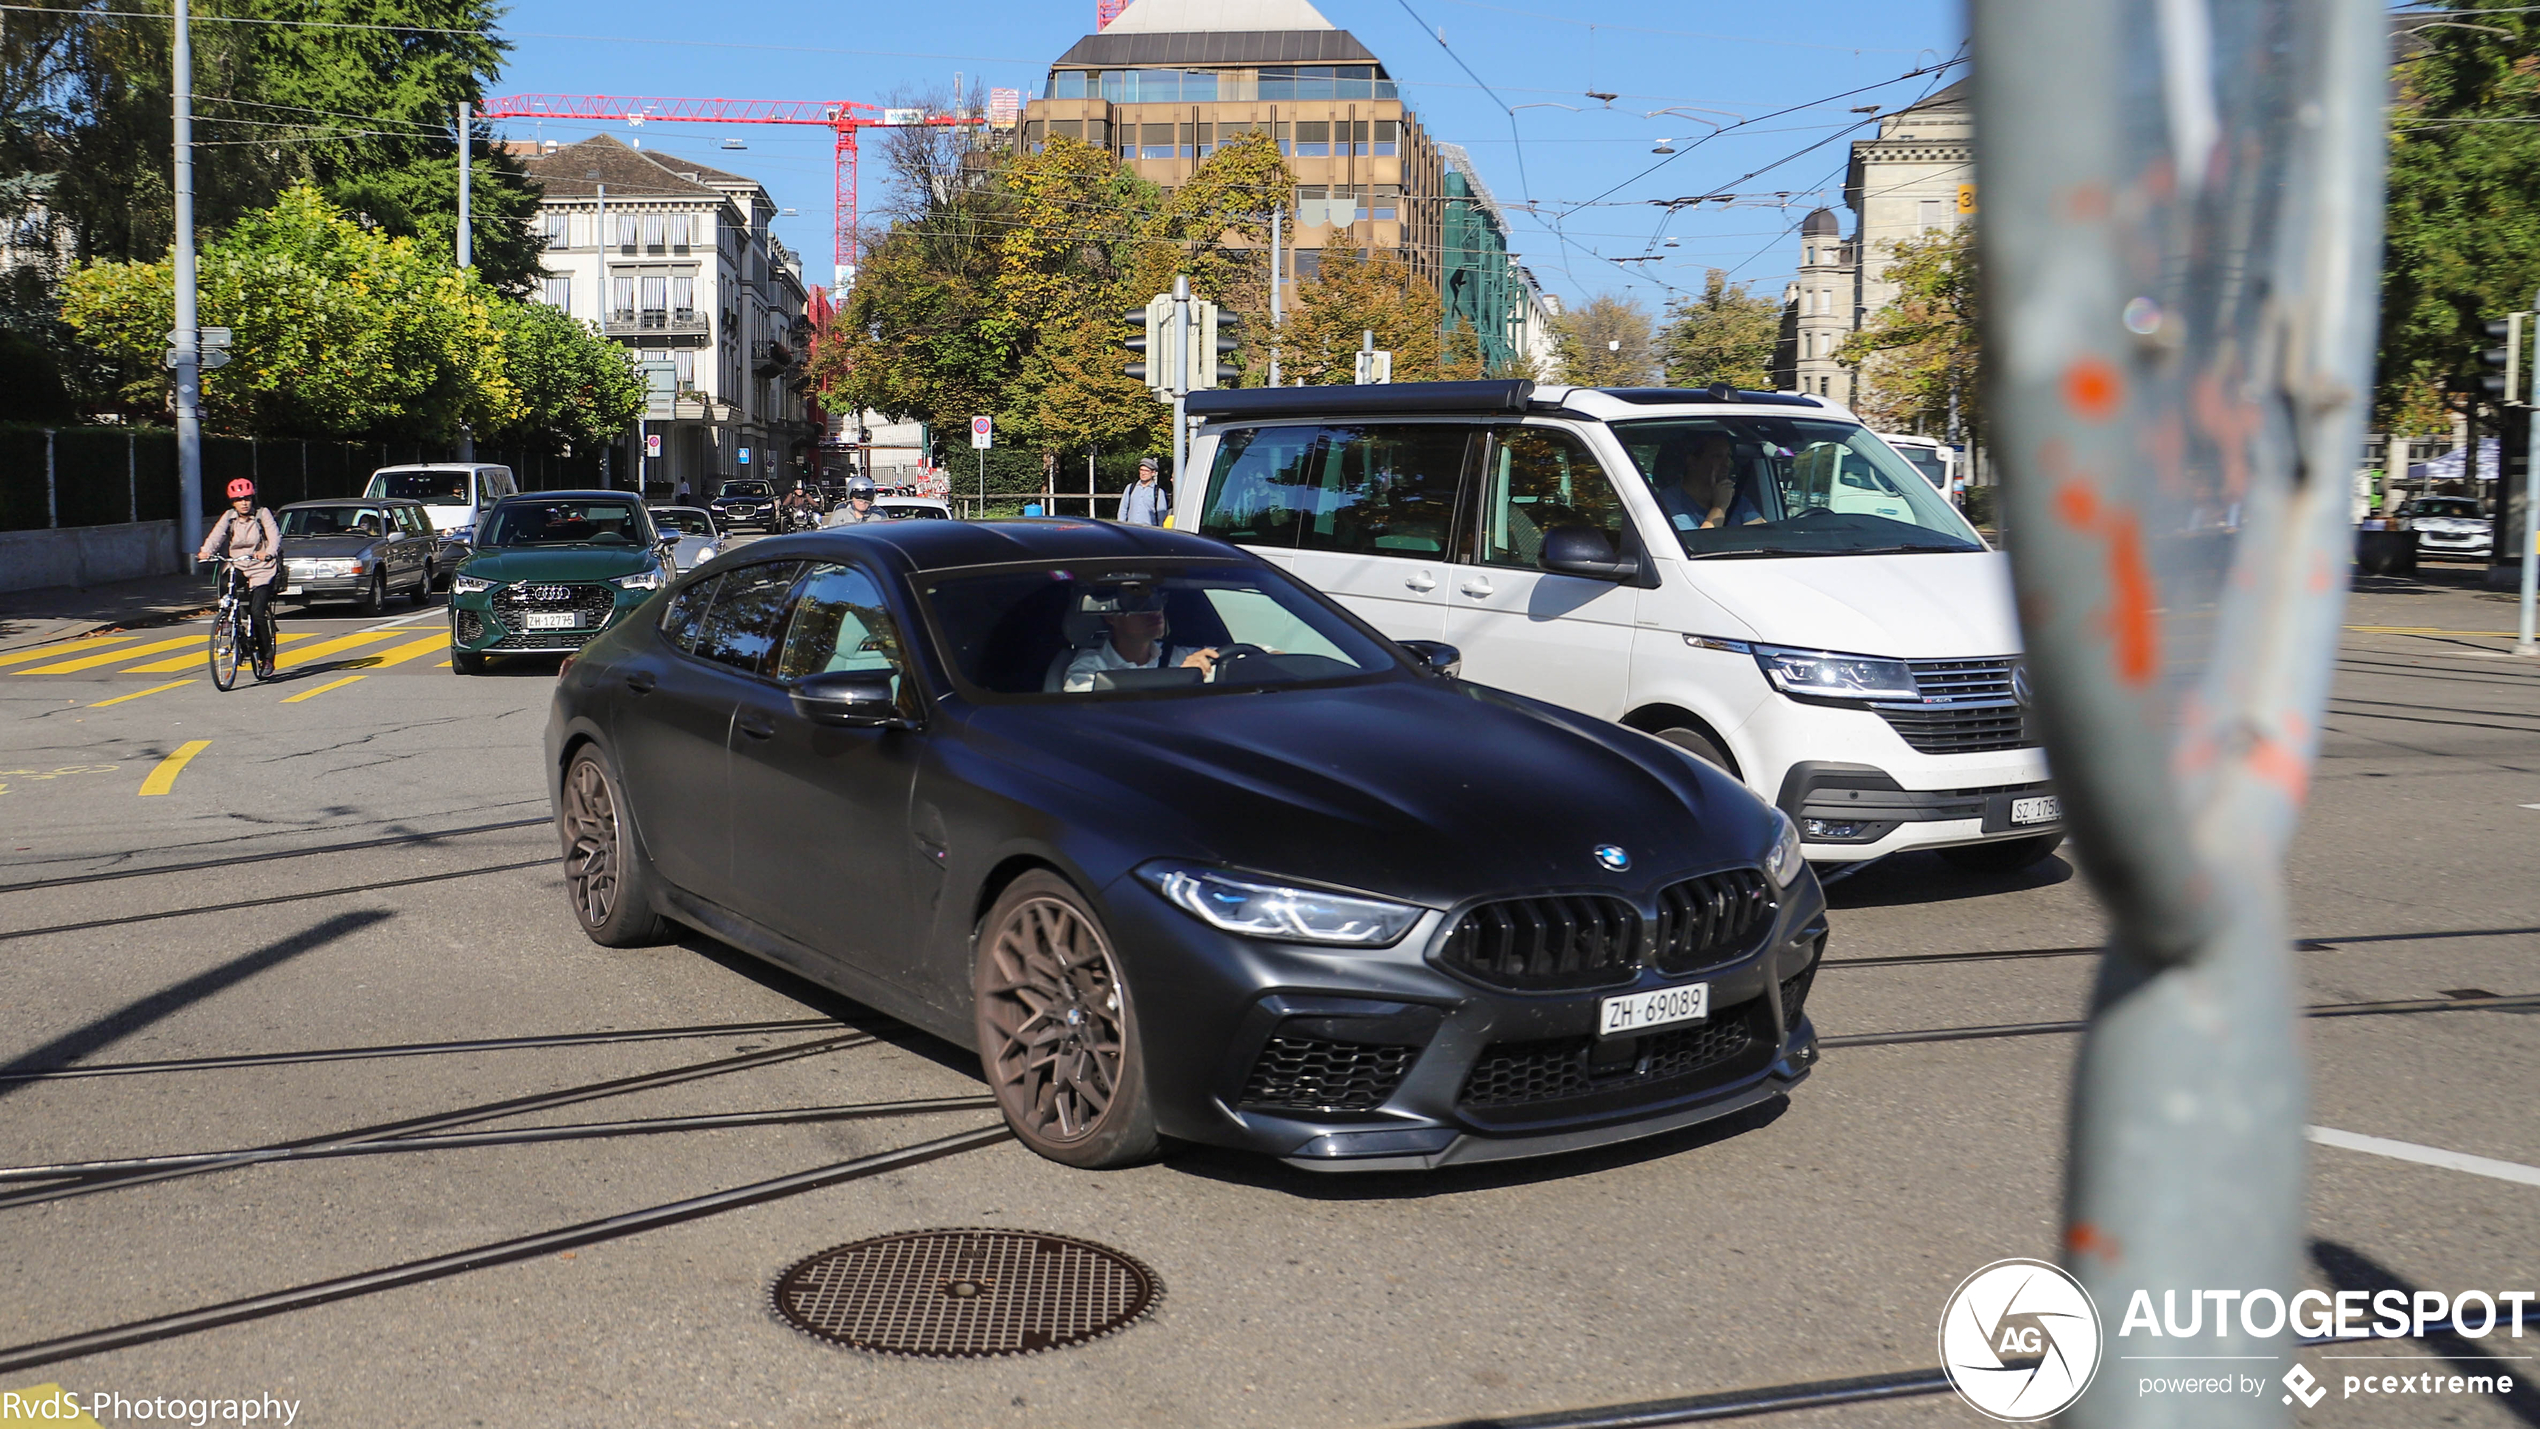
[0,1125,1013,1378]
[1391,0,1536,204]
[1430,0,1926,55]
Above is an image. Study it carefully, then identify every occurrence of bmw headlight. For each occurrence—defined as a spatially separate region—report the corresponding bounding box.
[451,574,493,594]
[1141,865,1422,947]
[613,569,666,591]
[1752,643,1918,703]
[1765,809,1805,887]
[446,526,472,544]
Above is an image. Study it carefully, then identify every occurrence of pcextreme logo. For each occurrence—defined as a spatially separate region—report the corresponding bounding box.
[1938,1259,2104,1422]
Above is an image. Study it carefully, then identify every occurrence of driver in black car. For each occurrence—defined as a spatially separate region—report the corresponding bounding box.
[1061,587,1222,692]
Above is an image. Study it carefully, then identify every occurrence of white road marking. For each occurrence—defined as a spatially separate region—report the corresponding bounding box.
[2308,1126,2540,1188]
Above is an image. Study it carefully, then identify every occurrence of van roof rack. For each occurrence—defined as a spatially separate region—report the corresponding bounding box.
[1183,380,1536,418]
[1597,387,1827,408]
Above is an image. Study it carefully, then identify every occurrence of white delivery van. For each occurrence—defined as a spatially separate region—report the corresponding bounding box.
[363,463,518,568]
[1876,432,1959,500]
[1177,381,2059,871]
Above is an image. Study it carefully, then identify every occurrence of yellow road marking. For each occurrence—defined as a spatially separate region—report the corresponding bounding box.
[0,634,135,668]
[339,631,449,669]
[437,659,452,667]
[281,674,366,703]
[118,631,313,674]
[273,630,407,670]
[2345,625,2521,637]
[137,740,210,796]
[15,632,211,674]
[89,680,193,708]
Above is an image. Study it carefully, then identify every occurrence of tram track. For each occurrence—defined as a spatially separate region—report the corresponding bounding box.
[1818,990,2539,1050]
[0,815,550,896]
[0,855,555,943]
[0,1016,847,1082]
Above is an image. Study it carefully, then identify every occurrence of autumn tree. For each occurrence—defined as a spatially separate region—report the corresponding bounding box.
[1657,269,1781,390]
[1550,294,1656,386]
[1834,225,1980,439]
[1281,247,1459,384]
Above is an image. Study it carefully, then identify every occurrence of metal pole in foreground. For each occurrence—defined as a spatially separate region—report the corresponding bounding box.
[455,99,475,463]
[2520,293,2539,655]
[1170,274,1191,501]
[1268,208,1283,387]
[1976,1,2385,1424]
[170,0,203,561]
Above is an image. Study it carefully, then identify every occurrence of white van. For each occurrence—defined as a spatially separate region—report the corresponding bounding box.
[1176,381,2059,871]
[1877,432,1960,499]
[363,463,518,567]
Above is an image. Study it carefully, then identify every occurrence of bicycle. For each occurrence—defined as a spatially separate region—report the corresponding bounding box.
[206,559,277,690]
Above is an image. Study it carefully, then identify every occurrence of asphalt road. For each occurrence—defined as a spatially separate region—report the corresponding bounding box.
[0,566,2530,1429]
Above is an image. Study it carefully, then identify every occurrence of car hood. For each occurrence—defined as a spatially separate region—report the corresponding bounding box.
[2414,517,2488,531]
[281,535,380,557]
[712,494,772,505]
[1683,549,2021,658]
[456,546,659,582]
[959,679,1775,908]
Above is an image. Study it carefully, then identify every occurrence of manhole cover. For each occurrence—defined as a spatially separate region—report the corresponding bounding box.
[772,1228,1161,1358]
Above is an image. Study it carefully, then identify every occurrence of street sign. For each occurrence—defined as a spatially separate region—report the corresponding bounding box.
[639,359,677,420]
[988,89,1021,128]
[200,327,231,348]
[738,447,751,465]
[883,107,925,126]
[971,415,992,450]
[1354,348,1393,385]
[646,434,662,458]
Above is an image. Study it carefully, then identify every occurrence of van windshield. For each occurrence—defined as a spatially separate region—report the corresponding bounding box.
[368,470,471,506]
[1611,417,1984,558]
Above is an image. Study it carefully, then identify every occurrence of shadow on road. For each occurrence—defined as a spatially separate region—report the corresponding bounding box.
[1823,850,2076,911]
[2309,1238,2540,1427]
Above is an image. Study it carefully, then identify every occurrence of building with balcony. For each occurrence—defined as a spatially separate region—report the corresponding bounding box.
[518,135,814,496]
[1023,0,1497,320]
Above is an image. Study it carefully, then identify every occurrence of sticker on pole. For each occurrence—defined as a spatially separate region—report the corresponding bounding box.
[971,416,992,450]
[1937,1259,2101,1422]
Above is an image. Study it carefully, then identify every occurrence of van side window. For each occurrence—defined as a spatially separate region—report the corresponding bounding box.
[1200,424,1473,558]
[1476,427,1633,571]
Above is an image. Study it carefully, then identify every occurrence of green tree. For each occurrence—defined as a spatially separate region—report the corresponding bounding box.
[1283,247,1460,384]
[1834,225,1980,439]
[2378,4,2540,435]
[1549,294,1656,385]
[60,184,626,445]
[1658,269,1782,390]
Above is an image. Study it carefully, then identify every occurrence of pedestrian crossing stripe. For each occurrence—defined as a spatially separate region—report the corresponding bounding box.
[0,634,140,668]
[339,632,450,669]
[116,632,317,674]
[12,632,215,674]
[273,630,414,671]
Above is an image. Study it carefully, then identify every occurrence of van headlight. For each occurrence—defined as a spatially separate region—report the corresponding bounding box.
[1140,864,1422,946]
[1752,643,1918,702]
[1765,809,1805,886]
[451,574,493,594]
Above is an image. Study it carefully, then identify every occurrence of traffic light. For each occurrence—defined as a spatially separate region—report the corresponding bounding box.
[1200,305,1242,388]
[1123,296,1169,387]
[2481,313,2526,404]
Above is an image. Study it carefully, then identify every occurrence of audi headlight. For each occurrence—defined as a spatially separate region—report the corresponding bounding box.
[451,574,493,594]
[1140,865,1422,947]
[1765,809,1805,887]
[613,569,665,591]
[1752,643,1918,702]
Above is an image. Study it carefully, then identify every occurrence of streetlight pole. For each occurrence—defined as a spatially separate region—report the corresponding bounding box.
[2522,285,2539,656]
[171,0,203,561]
[455,99,474,462]
[1268,208,1283,387]
[1170,275,1191,498]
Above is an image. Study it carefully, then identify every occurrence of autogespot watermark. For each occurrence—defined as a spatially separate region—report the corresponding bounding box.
[1939,1266,2534,1419]
[0,1386,301,1426]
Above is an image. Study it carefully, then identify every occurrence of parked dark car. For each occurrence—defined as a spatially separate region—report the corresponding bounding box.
[275,498,438,613]
[709,479,778,533]
[447,492,671,673]
[545,521,1824,1171]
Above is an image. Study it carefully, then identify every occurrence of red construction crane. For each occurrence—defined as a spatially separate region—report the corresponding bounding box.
[478,93,983,280]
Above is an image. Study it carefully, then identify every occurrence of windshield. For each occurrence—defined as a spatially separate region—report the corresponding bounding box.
[279,506,394,538]
[920,562,1395,698]
[718,481,773,499]
[367,470,470,506]
[1886,443,1951,490]
[2407,498,2481,520]
[881,503,949,520]
[1613,416,1984,557]
[479,499,652,548]
[651,508,717,536]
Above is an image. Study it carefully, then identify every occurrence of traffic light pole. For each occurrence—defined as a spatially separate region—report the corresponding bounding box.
[2524,289,2540,656]
[1170,275,1191,502]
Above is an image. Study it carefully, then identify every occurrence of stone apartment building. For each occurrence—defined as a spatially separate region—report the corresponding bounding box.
[1786,80,1974,408]
[516,135,814,495]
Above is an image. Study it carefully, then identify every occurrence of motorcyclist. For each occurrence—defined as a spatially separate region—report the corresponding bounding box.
[195,477,281,663]
[822,476,889,526]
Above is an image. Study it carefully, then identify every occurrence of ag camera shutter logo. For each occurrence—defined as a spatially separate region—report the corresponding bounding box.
[1939,1258,2103,1422]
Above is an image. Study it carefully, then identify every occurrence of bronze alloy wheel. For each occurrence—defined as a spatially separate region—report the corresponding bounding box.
[559,749,666,947]
[973,873,1157,1168]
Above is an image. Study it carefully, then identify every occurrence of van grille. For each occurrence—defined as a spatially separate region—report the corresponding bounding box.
[1873,658,2036,755]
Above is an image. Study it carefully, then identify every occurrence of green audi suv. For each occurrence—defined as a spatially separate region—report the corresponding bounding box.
[446,491,673,674]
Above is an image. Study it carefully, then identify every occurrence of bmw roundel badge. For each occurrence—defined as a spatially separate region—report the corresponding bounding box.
[1593,844,1631,872]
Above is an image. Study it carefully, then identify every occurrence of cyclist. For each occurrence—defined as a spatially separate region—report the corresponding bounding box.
[822,475,888,526]
[196,477,282,663]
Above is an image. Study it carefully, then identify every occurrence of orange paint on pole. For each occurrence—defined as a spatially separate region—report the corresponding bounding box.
[2246,735,2310,806]
[2064,358,2124,421]
[2056,478,2100,528]
[2105,511,2159,685]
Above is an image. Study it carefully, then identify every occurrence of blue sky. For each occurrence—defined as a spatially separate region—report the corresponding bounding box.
[496,0,1965,313]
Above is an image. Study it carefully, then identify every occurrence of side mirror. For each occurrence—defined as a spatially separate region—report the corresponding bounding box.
[1539,525,1641,583]
[789,669,907,728]
[1397,640,1462,679]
